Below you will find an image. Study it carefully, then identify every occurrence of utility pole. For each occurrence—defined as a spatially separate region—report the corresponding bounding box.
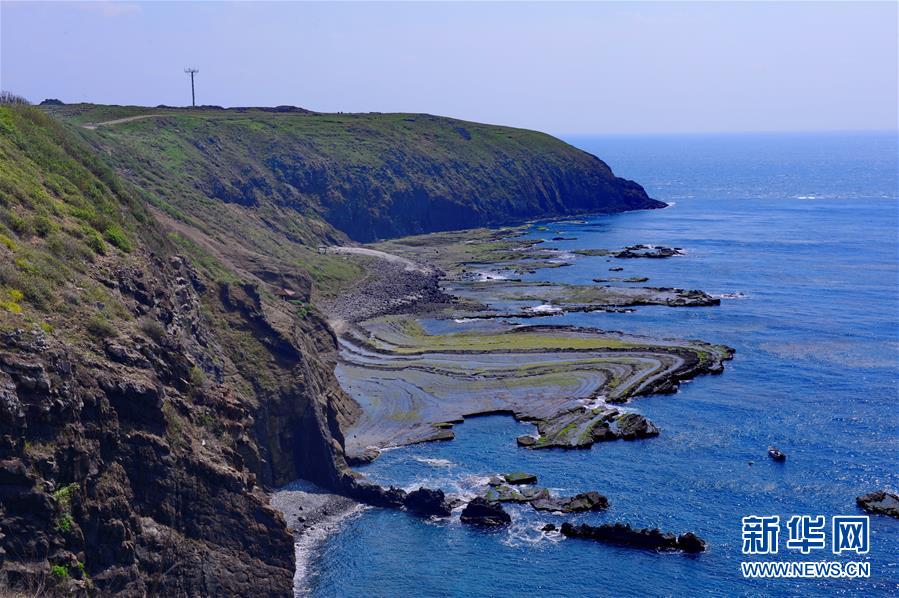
[184,68,199,107]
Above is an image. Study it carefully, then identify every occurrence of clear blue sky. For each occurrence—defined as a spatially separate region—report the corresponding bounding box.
[2,1,896,135]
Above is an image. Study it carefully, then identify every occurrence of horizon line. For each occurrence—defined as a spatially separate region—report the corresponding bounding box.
[13,95,898,138]
[556,128,899,138]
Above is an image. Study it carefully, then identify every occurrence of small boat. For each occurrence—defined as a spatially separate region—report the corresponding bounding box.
[767,446,787,462]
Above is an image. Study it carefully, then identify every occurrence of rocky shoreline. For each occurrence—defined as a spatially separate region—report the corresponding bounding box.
[261,225,736,577]
[318,226,734,463]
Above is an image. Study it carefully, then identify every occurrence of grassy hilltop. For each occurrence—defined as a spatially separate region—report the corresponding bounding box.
[44,103,662,243]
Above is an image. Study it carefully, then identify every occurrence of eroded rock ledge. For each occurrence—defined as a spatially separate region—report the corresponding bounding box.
[560,522,707,553]
[856,490,899,518]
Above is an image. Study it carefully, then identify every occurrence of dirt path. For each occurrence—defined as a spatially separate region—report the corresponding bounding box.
[82,114,162,130]
[321,246,432,273]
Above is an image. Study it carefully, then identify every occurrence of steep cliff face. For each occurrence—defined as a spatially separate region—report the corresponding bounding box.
[2,102,662,595]
[45,105,664,243]
[0,105,354,595]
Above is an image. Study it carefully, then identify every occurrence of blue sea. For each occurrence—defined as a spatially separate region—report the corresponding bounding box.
[305,132,899,596]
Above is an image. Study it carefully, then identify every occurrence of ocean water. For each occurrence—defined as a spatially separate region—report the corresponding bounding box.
[304,132,899,597]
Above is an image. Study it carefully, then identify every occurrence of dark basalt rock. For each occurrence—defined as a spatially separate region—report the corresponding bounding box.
[615,413,661,439]
[503,472,538,485]
[592,277,650,283]
[590,423,618,442]
[768,446,787,462]
[347,482,407,508]
[542,523,557,532]
[531,491,609,513]
[516,435,537,447]
[404,487,453,518]
[482,484,550,503]
[664,289,720,307]
[609,267,624,272]
[614,245,683,259]
[460,497,511,526]
[676,532,708,553]
[560,522,707,553]
[346,447,381,465]
[856,491,899,518]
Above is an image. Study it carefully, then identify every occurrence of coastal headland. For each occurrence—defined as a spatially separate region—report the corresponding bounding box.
[0,102,723,594]
[318,225,734,464]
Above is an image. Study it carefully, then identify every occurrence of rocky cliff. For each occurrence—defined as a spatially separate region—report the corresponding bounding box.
[0,105,354,595]
[2,102,660,595]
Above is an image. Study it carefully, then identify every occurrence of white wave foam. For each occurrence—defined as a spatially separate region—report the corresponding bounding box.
[501,517,565,548]
[581,395,608,409]
[526,304,563,314]
[413,457,454,467]
[293,504,368,595]
[475,270,509,281]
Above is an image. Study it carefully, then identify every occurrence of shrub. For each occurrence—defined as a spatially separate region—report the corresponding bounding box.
[139,317,166,343]
[56,514,73,532]
[2,208,31,237]
[50,564,69,580]
[32,213,55,236]
[1,288,23,313]
[0,91,30,106]
[14,257,34,273]
[85,314,117,339]
[189,366,207,390]
[104,225,132,252]
[83,229,106,255]
[22,276,54,309]
[47,232,93,264]
[0,261,22,289]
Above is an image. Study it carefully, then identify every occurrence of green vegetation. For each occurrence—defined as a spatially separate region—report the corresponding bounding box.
[38,104,655,295]
[52,482,78,532]
[370,315,638,354]
[290,300,310,319]
[0,104,150,335]
[85,313,118,339]
[189,366,207,390]
[139,317,166,343]
[50,564,69,580]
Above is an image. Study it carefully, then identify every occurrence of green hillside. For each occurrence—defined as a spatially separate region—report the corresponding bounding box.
[0,103,353,595]
[45,103,662,244]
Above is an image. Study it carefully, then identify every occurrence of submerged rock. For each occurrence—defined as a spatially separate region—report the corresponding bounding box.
[404,487,453,518]
[856,491,899,518]
[531,491,609,513]
[560,522,706,553]
[460,497,512,526]
[767,446,786,462]
[542,523,557,532]
[516,435,538,447]
[483,484,550,503]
